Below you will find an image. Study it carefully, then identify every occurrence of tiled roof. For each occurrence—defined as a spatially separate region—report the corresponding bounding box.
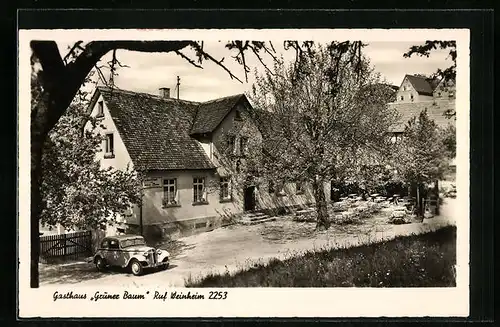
[190,94,245,135]
[97,87,216,171]
[405,75,439,96]
[388,99,456,133]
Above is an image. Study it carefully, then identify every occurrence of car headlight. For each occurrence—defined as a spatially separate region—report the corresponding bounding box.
[143,252,149,257]
[156,249,162,255]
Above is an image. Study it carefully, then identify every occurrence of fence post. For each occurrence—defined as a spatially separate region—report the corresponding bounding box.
[63,233,67,257]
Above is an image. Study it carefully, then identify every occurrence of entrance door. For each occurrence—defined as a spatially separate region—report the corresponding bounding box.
[244,186,256,211]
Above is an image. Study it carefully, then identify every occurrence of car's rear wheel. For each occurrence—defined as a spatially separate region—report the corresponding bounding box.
[95,256,106,271]
[129,259,143,276]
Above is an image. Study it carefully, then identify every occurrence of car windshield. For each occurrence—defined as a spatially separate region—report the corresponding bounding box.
[120,237,146,248]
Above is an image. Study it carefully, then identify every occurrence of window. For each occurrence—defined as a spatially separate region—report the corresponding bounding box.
[104,133,114,157]
[97,101,104,117]
[239,137,249,156]
[193,177,207,204]
[109,239,119,249]
[400,96,404,101]
[410,94,414,101]
[402,86,406,91]
[100,239,109,249]
[121,237,146,248]
[163,178,178,206]
[438,92,442,97]
[220,177,232,201]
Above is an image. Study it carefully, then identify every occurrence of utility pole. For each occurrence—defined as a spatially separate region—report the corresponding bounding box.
[176,76,180,99]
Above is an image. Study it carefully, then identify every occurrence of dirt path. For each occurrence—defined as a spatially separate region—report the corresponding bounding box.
[40,199,456,288]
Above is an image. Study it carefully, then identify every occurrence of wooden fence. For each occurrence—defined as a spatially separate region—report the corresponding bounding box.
[40,230,92,263]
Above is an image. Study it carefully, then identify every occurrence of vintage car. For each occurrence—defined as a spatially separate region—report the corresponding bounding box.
[93,235,169,276]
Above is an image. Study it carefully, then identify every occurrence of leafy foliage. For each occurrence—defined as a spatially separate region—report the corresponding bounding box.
[404,41,457,117]
[394,110,449,185]
[40,99,141,231]
[440,124,456,159]
[245,43,398,229]
[403,41,456,82]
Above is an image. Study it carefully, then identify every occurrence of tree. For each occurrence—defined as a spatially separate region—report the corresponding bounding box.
[40,97,141,231]
[30,40,284,287]
[393,110,449,216]
[403,40,457,117]
[441,124,456,159]
[246,43,398,230]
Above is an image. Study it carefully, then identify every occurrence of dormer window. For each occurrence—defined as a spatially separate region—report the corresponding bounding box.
[97,101,104,118]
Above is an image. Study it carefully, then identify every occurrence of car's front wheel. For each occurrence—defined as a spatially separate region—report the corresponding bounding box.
[95,256,106,271]
[160,259,169,271]
[129,259,143,276]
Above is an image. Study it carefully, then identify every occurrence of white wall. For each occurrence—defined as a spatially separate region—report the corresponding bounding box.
[85,93,135,172]
[85,91,136,233]
[396,77,433,103]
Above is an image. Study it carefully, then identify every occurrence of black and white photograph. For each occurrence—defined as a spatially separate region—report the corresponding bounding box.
[18,28,469,317]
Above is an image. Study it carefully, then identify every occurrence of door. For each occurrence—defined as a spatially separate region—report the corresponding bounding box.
[244,186,256,211]
[105,238,120,266]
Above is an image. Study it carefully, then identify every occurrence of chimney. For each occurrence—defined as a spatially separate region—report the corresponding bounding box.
[159,87,170,98]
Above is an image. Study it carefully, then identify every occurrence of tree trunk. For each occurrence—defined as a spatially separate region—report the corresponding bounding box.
[416,183,429,218]
[30,91,53,288]
[30,130,44,288]
[434,180,440,215]
[313,176,330,230]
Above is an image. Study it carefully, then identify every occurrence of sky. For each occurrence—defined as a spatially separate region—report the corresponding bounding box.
[57,41,453,103]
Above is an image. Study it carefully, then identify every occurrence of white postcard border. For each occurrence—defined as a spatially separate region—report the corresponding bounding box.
[18,28,470,318]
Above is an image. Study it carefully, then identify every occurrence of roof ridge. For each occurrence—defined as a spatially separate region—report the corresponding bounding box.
[200,93,244,104]
[97,86,201,105]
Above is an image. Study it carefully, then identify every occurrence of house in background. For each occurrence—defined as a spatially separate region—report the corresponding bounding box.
[85,86,318,240]
[388,74,456,181]
[395,74,443,103]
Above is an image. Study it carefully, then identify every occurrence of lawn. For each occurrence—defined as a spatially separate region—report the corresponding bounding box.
[185,225,456,287]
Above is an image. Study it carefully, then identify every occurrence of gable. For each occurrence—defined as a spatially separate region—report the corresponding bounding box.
[86,92,135,171]
[398,77,417,94]
[190,94,246,135]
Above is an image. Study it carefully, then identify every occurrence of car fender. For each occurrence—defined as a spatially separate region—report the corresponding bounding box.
[124,254,147,268]
[93,251,104,262]
[158,251,170,262]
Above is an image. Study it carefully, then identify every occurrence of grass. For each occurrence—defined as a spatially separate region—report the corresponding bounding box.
[185,225,456,287]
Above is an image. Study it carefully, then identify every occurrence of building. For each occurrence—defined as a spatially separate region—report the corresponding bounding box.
[388,75,457,181]
[395,74,441,103]
[85,86,319,239]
